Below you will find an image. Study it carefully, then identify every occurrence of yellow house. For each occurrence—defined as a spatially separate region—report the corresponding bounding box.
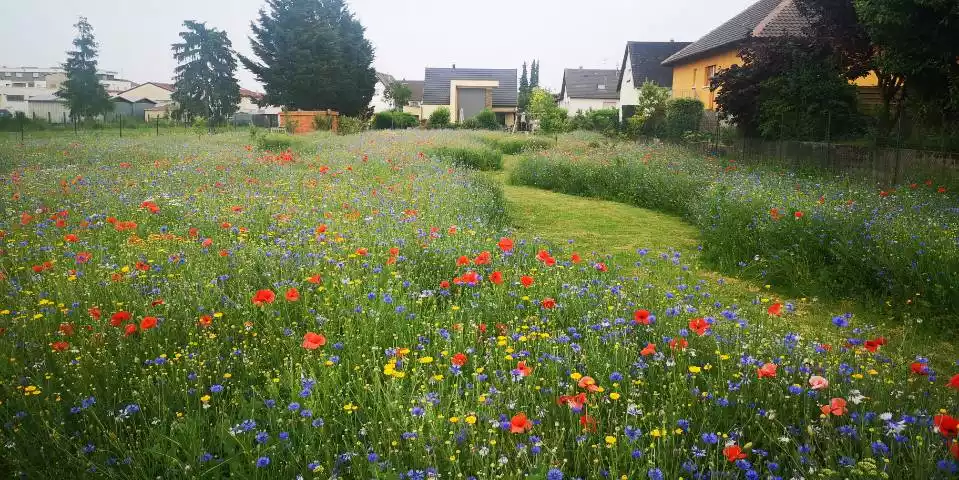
[661,0,878,110]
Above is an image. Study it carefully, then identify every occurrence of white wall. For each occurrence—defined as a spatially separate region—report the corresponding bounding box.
[370,81,391,113]
[619,61,639,107]
[561,93,618,114]
[0,86,34,113]
[30,101,71,123]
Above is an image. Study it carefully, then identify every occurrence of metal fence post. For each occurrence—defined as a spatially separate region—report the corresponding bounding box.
[19,113,24,143]
[156,116,160,136]
[894,112,903,184]
[119,114,123,138]
[825,112,831,171]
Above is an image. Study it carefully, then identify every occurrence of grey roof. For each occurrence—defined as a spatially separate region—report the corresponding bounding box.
[560,69,620,100]
[375,72,396,86]
[423,68,518,107]
[618,42,692,90]
[662,0,805,65]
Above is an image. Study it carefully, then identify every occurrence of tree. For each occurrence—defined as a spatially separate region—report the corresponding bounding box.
[527,87,566,133]
[171,21,241,126]
[713,37,861,139]
[530,60,540,88]
[239,0,376,116]
[853,0,959,124]
[383,81,412,110]
[627,81,671,137]
[518,62,530,111]
[57,17,112,121]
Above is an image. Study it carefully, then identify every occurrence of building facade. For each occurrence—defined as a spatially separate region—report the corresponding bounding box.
[559,68,620,114]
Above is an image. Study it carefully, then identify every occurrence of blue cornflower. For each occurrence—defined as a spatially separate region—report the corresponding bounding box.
[701,432,719,444]
[254,431,269,444]
[647,468,663,480]
[546,468,563,480]
[255,456,270,468]
[210,384,223,393]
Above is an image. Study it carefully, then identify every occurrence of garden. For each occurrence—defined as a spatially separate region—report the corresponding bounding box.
[1,129,959,479]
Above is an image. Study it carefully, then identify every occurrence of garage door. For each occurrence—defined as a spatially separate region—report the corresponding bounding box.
[457,88,486,121]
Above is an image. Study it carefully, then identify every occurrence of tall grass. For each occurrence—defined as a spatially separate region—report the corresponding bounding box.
[511,141,959,322]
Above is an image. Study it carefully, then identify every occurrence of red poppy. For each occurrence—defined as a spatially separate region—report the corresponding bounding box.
[110,311,132,327]
[948,374,959,390]
[577,376,601,392]
[140,316,158,330]
[355,247,368,256]
[497,237,514,253]
[198,315,213,328]
[757,362,778,379]
[58,323,75,336]
[151,298,165,307]
[457,255,471,266]
[252,289,276,305]
[723,445,747,462]
[558,392,587,411]
[641,342,657,356]
[820,397,847,416]
[285,287,300,302]
[688,317,710,336]
[124,323,137,337]
[911,362,929,375]
[201,238,213,248]
[489,271,504,285]
[579,414,597,432]
[451,353,468,367]
[515,361,532,377]
[307,274,322,284]
[541,298,557,309]
[794,211,804,219]
[316,224,327,234]
[88,307,101,320]
[594,262,607,272]
[510,412,532,433]
[302,332,326,350]
[633,309,651,325]
[952,442,959,460]
[669,338,688,350]
[64,233,78,242]
[767,303,782,316]
[439,280,450,289]
[520,275,534,288]
[570,253,582,263]
[188,227,199,238]
[473,251,491,265]
[52,341,69,352]
[75,252,92,264]
[935,415,959,438]
[769,208,781,220]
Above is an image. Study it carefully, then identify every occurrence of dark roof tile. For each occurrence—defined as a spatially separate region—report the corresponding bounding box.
[560,69,620,99]
[423,68,517,107]
[618,41,692,90]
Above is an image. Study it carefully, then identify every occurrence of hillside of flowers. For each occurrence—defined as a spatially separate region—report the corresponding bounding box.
[2,131,959,478]
[510,139,959,321]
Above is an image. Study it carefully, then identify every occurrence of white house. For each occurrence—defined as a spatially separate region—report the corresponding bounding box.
[616,41,691,120]
[370,72,395,113]
[558,68,620,114]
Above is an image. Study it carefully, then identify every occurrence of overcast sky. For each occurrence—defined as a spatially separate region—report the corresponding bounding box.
[1,0,755,92]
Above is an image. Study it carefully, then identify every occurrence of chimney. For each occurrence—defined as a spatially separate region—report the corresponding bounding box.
[452,63,456,69]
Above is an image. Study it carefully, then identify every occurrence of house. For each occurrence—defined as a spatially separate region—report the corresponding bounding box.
[617,41,691,120]
[400,80,424,117]
[371,72,425,114]
[420,67,517,127]
[558,68,620,114]
[660,0,878,111]
[113,82,175,104]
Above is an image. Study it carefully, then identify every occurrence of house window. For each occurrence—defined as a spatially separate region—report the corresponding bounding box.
[597,84,606,90]
[32,72,39,78]
[12,82,26,87]
[6,95,25,102]
[705,65,716,87]
[15,72,22,77]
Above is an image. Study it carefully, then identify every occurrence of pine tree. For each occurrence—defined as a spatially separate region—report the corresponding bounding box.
[172,21,241,126]
[238,0,376,116]
[518,62,530,111]
[57,17,112,121]
[530,60,540,88]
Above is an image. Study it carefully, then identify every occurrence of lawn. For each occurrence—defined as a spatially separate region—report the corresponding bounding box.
[2,130,958,479]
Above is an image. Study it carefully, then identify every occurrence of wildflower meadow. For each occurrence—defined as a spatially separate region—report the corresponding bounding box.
[2,130,959,479]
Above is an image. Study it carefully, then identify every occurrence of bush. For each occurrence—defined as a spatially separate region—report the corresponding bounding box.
[313,114,333,131]
[480,136,552,154]
[665,98,704,139]
[460,118,481,130]
[427,146,503,171]
[568,108,620,136]
[256,133,294,151]
[337,116,366,135]
[428,107,451,129]
[473,109,500,130]
[372,111,419,130]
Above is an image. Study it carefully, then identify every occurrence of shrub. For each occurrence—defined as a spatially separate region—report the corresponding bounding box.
[473,109,500,130]
[337,116,366,135]
[428,107,451,129]
[665,98,704,139]
[480,136,552,154]
[373,111,419,130]
[313,114,333,131]
[427,146,503,171]
[568,108,620,136]
[256,133,294,151]
[460,118,481,130]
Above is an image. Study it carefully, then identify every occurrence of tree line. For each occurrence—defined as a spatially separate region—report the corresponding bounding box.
[56,0,377,123]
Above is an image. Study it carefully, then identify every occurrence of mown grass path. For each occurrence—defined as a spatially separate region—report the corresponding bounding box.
[491,154,957,364]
